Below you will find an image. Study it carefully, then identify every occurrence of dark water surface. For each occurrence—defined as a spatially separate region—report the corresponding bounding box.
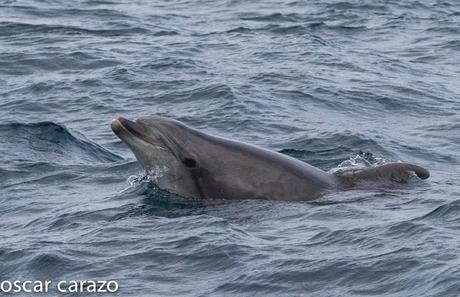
[1,0,460,296]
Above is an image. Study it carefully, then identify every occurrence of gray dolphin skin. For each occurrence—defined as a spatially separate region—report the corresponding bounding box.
[111,116,430,201]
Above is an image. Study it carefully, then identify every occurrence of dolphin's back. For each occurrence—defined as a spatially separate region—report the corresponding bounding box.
[188,129,338,200]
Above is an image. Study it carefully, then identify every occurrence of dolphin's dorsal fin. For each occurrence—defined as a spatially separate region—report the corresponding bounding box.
[335,163,430,188]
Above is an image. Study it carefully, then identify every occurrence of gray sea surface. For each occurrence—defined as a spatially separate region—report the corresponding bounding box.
[1,0,459,296]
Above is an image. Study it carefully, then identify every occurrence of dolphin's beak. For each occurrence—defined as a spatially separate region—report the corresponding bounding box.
[111,117,168,152]
[111,117,132,132]
[111,118,124,133]
[111,117,141,137]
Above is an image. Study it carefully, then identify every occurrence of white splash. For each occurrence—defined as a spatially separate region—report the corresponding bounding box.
[125,164,170,187]
[145,164,170,183]
[329,152,386,174]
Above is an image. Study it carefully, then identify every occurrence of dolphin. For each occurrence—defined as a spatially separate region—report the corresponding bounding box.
[111,116,429,201]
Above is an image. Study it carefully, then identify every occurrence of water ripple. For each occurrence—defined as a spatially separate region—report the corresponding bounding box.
[0,0,458,296]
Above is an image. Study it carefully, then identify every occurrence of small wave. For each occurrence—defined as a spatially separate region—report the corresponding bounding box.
[385,221,434,239]
[0,21,149,37]
[267,24,307,35]
[1,5,133,20]
[0,51,120,75]
[436,39,460,50]
[414,200,460,224]
[225,26,253,34]
[278,132,390,170]
[426,26,460,34]
[2,170,82,189]
[141,57,207,71]
[0,122,122,165]
[153,30,179,36]
[240,12,301,23]
[154,83,237,105]
[26,253,83,279]
[313,22,368,33]
[219,22,364,37]
[325,2,389,11]
[335,87,444,116]
[82,0,121,5]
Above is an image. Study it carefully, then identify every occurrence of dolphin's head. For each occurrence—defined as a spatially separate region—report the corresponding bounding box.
[111,116,203,198]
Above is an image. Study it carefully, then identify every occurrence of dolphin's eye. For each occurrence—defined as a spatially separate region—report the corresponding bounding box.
[183,158,197,168]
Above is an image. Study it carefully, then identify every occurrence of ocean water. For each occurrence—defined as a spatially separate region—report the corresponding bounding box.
[1,0,459,296]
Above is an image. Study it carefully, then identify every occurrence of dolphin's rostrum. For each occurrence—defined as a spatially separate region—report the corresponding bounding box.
[111,116,429,201]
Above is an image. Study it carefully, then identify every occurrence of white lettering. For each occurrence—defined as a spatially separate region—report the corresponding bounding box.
[33,280,45,292]
[45,280,51,292]
[107,280,118,292]
[97,281,108,292]
[13,280,22,293]
[86,280,96,292]
[57,281,67,292]
[68,280,78,293]
[23,280,33,293]
[79,280,87,292]
[1,279,118,293]
[1,281,12,292]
